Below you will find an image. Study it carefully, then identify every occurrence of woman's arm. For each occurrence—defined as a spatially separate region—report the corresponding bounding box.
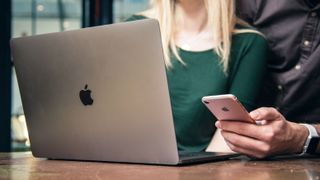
[228,33,268,111]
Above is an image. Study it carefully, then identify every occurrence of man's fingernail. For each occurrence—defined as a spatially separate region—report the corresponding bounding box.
[215,121,221,129]
[250,111,259,119]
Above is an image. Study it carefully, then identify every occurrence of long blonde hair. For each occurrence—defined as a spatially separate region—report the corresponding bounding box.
[142,0,260,73]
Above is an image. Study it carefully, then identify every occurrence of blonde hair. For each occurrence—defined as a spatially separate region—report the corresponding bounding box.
[142,0,261,73]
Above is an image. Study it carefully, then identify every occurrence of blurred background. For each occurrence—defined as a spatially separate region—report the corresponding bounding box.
[1,0,150,152]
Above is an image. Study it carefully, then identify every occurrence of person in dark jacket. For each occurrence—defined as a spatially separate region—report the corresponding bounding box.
[216,0,320,158]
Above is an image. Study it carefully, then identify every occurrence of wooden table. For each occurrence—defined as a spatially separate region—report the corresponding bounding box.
[0,152,319,180]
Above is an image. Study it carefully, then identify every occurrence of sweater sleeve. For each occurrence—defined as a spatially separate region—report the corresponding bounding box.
[228,33,268,111]
[125,14,147,22]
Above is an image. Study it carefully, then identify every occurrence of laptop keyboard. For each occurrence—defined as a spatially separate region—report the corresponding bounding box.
[178,151,239,164]
[179,151,219,158]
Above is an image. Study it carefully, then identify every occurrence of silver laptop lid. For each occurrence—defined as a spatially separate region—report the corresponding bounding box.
[11,19,179,165]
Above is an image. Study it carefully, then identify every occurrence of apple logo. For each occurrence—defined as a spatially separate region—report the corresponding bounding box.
[222,107,230,112]
[79,84,94,106]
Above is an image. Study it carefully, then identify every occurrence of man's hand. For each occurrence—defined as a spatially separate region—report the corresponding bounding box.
[216,107,309,158]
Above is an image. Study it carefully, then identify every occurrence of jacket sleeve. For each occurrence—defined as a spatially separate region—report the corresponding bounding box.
[236,0,258,25]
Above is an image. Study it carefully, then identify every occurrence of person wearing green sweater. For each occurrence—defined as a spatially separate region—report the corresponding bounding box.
[126,0,268,153]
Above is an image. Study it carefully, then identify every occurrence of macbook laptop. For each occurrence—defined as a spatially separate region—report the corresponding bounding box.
[11,19,237,165]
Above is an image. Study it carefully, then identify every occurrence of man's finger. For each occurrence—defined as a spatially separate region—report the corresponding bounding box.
[250,107,283,121]
[217,120,267,141]
[221,130,270,158]
[224,140,266,159]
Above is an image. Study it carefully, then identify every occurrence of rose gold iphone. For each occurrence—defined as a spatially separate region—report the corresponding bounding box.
[202,94,255,123]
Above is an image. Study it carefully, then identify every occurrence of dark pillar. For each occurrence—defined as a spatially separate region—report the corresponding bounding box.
[99,0,113,25]
[82,0,113,27]
[58,0,66,31]
[0,0,12,152]
[31,0,37,35]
